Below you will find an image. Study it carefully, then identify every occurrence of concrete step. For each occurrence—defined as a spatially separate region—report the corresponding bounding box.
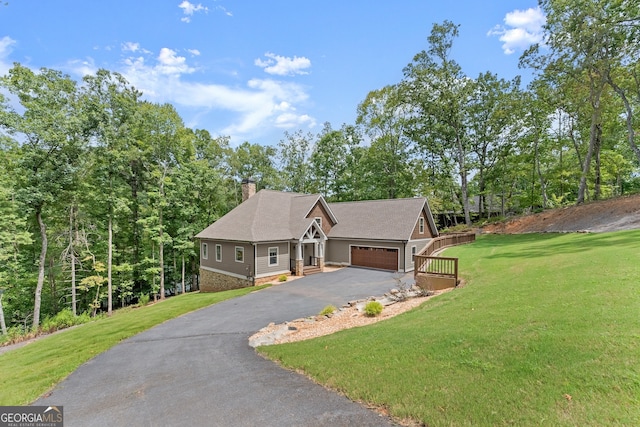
[303,266,322,276]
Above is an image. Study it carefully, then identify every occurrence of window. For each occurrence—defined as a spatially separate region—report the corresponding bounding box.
[202,243,208,260]
[419,217,425,234]
[235,246,244,263]
[215,244,222,262]
[315,217,322,228]
[268,247,278,266]
[411,246,417,264]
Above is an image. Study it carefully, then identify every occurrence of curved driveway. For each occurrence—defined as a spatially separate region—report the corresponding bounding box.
[36,268,409,426]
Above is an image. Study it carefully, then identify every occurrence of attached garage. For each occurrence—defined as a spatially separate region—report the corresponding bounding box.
[350,246,399,271]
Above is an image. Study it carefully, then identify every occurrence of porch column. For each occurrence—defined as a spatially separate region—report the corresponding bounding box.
[295,242,304,276]
[318,241,325,271]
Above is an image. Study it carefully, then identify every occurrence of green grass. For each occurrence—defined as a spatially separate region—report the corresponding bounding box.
[258,231,640,426]
[0,285,269,405]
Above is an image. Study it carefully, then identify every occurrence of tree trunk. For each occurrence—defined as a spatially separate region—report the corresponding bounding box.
[70,205,77,316]
[456,136,471,225]
[0,294,7,335]
[33,207,47,330]
[107,214,113,316]
[577,83,603,204]
[181,254,186,294]
[608,78,640,164]
[594,123,602,200]
[535,136,549,208]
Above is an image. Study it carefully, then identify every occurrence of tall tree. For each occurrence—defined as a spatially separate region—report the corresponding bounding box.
[403,21,474,224]
[83,69,141,316]
[357,86,415,199]
[0,65,83,329]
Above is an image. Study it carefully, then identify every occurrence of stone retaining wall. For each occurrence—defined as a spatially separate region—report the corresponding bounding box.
[200,268,252,292]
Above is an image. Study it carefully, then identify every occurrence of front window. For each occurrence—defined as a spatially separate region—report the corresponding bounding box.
[235,246,244,263]
[215,244,222,262]
[419,217,425,234]
[268,247,278,266]
[202,243,208,260]
[411,246,417,264]
[315,217,322,229]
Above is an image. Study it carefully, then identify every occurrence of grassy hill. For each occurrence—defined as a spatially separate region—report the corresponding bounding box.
[259,231,640,426]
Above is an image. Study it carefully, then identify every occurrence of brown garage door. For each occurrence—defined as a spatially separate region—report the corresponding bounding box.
[350,246,398,271]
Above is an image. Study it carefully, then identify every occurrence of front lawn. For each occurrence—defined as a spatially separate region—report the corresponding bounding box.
[258,231,640,426]
[0,285,269,405]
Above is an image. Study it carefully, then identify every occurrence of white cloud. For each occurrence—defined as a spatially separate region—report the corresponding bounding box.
[0,36,16,76]
[255,52,311,76]
[122,42,140,52]
[115,47,315,141]
[179,1,208,23]
[156,47,195,75]
[187,49,201,56]
[488,7,546,55]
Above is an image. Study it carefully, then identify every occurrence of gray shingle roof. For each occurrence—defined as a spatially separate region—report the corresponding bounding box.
[327,198,432,240]
[195,190,437,242]
[195,190,319,242]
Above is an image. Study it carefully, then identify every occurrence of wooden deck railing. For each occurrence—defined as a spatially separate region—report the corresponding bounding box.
[414,232,476,290]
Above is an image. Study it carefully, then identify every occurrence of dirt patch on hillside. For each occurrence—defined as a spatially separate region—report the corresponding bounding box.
[482,193,640,234]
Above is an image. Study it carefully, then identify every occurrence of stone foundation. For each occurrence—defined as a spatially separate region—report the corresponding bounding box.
[200,268,252,293]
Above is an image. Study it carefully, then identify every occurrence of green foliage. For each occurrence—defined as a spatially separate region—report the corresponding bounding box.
[138,294,150,306]
[278,275,288,282]
[40,309,92,334]
[363,301,383,317]
[319,305,336,316]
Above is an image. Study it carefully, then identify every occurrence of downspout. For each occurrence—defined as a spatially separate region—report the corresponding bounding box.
[403,240,408,273]
[252,243,257,286]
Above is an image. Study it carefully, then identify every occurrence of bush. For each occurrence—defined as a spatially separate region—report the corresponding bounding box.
[364,301,383,317]
[40,309,92,334]
[138,294,150,306]
[278,275,288,282]
[319,305,337,316]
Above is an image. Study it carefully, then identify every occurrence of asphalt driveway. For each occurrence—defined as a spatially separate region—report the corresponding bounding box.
[36,268,413,426]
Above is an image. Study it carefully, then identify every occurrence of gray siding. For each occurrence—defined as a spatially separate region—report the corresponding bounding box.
[256,242,290,276]
[200,240,254,277]
[405,238,432,272]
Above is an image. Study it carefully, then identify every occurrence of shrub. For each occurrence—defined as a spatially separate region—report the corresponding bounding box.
[319,305,337,316]
[40,309,92,334]
[278,275,288,282]
[364,301,383,317]
[138,294,150,306]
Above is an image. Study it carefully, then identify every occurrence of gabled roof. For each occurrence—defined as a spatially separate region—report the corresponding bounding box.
[327,197,438,241]
[195,190,439,243]
[195,190,320,242]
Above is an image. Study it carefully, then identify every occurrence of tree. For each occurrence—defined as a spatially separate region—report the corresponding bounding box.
[0,64,84,329]
[83,69,141,316]
[357,86,416,199]
[403,21,475,224]
[522,0,640,203]
[278,130,313,193]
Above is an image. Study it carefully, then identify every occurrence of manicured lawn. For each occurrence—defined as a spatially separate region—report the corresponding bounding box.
[0,285,269,405]
[258,231,640,426]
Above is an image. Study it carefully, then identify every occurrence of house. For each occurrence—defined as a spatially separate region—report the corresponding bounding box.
[195,179,439,292]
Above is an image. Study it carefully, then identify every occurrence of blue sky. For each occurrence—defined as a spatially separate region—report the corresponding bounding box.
[0,1,545,147]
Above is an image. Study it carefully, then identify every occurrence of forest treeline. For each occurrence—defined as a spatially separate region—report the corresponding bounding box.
[1,0,639,332]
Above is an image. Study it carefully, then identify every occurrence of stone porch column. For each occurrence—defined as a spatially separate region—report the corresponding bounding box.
[318,241,325,271]
[295,242,304,276]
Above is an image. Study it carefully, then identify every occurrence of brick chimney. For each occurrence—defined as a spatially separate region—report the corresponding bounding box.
[241,178,256,202]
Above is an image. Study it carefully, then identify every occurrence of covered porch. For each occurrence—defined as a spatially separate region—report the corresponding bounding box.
[290,220,326,276]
